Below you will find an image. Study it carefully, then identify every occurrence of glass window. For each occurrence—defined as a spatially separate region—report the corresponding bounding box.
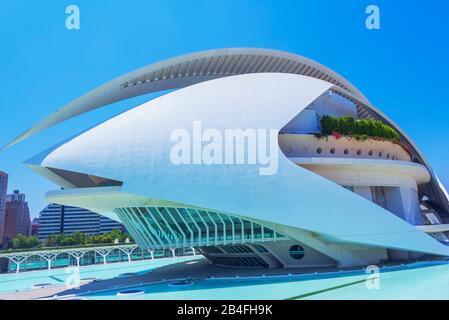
[371,186,388,210]
[288,245,305,260]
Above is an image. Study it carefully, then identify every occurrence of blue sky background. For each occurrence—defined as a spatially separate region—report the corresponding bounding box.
[1,0,448,218]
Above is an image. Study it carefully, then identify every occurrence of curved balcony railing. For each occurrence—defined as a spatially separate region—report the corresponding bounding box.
[279,134,411,162]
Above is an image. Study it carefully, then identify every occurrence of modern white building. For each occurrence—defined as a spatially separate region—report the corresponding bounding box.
[6,48,449,269]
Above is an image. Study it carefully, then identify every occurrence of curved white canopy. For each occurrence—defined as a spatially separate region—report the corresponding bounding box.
[28,73,449,259]
[2,48,368,150]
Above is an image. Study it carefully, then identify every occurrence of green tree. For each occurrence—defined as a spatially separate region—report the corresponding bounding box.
[60,236,76,246]
[41,230,132,248]
[11,234,41,249]
[110,229,123,242]
[28,236,41,248]
[12,234,28,249]
[71,231,86,245]
[84,234,93,245]
[55,233,67,246]
[45,234,57,247]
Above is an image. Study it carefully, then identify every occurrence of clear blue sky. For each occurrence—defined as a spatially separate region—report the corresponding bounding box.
[1,0,448,218]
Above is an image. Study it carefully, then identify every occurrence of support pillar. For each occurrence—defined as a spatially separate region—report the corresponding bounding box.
[16,261,20,274]
[191,247,196,256]
[170,248,176,258]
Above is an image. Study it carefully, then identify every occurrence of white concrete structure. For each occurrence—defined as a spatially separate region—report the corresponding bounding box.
[6,49,449,269]
[0,244,140,273]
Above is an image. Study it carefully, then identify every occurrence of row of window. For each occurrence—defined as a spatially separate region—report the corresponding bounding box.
[315,147,399,160]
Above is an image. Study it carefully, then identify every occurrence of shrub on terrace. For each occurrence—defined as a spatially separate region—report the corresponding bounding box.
[320,115,400,141]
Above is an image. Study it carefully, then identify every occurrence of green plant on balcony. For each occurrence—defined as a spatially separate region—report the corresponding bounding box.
[319,115,401,142]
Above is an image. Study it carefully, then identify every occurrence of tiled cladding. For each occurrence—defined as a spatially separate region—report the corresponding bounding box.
[115,207,286,249]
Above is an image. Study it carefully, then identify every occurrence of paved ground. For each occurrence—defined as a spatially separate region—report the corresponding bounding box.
[1,256,442,300]
[0,258,347,300]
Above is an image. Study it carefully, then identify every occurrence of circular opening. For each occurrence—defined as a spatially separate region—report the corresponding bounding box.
[288,245,305,260]
[168,278,194,288]
[116,289,145,296]
[316,148,322,154]
[344,149,349,155]
[368,150,373,156]
[357,149,362,156]
[330,148,335,154]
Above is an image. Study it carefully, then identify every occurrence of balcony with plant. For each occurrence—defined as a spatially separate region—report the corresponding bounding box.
[279,115,413,161]
[318,115,401,143]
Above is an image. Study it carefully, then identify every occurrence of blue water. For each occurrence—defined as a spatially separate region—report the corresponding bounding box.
[0,256,199,293]
[81,261,449,300]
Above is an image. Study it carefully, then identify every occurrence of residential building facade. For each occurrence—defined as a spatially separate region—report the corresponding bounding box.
[0,171,8,244]
[38,204,123,241]
[2,190,30,245]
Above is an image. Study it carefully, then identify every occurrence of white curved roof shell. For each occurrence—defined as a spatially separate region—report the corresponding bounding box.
[7,48,449,262]
[26,73,449,258]
[5,48,448,217]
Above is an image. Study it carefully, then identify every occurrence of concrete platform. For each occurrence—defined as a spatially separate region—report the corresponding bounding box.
[1,256,444,300]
